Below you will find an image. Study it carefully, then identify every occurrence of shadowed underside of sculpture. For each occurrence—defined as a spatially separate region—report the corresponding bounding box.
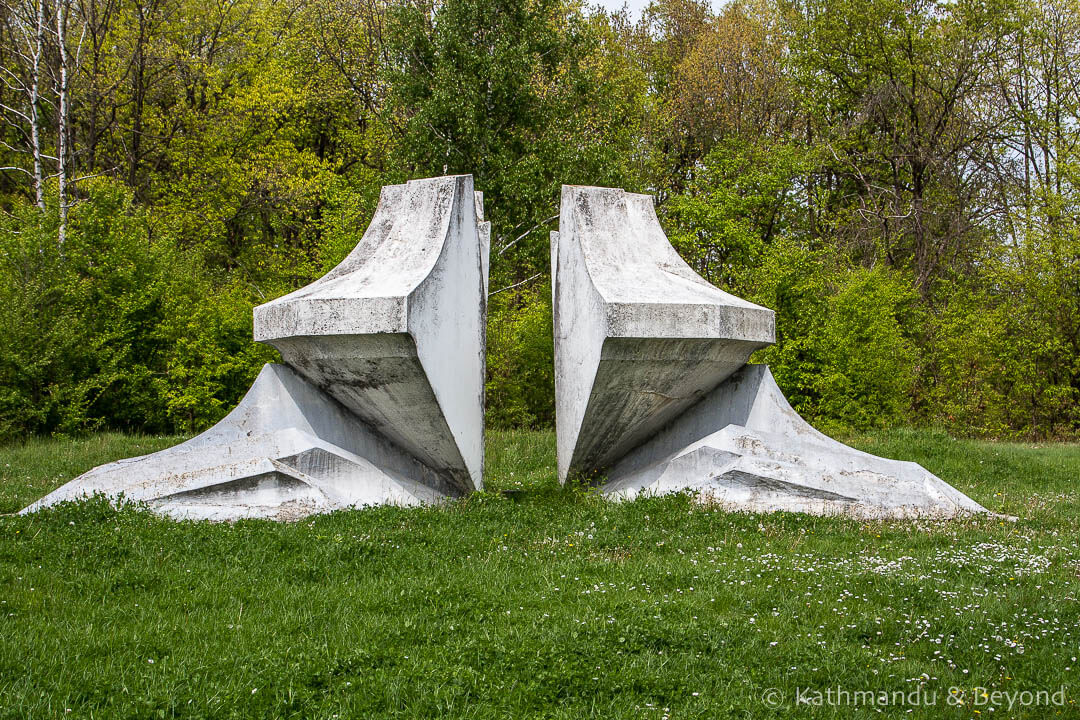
[553,184,988,519]
[24,175,489,521]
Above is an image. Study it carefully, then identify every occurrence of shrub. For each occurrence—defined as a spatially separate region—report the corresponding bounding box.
[485,283,555,428]
[0,179,274,439]
[748,240,919,433]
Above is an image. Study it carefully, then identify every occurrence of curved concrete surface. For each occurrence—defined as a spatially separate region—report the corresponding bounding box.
[552,185,775,481]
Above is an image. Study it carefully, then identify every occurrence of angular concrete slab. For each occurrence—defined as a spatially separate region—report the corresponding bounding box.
[23,364,460,521]
[602,365,987,518]
[255,175,488,494]
[552,185,776,481]
[552,184,986,519]
[24,175,489,521]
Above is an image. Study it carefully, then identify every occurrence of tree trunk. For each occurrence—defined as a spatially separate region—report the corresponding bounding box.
[129,1,146,189]
[30,0,46,210]
[56,0,70,248]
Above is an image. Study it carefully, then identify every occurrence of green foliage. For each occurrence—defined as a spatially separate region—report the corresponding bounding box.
[315,176,385,273]
[919,237,1080,438]
[156,277,276,432]
[386,0,580,271]
[665,140,921,434]
[741,241,920,432]
[665,139,812,290]
[808,268,919,430]
[485,284,556,428]
[384,0,648,428]
[0,181,274,439]
[386,0,645,275]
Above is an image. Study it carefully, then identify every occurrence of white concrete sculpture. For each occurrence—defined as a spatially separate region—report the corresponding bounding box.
[25,175,489,520]
[254,175,488,494]
[552,185,987,519]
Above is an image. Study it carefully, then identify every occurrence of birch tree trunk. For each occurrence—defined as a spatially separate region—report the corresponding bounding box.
[30,0,46,210]
[55,0,69,248]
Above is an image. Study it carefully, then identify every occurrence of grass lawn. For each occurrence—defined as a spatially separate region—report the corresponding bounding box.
[1,429,1078,718]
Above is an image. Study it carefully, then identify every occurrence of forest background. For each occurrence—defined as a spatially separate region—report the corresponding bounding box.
[1,0,1077,441]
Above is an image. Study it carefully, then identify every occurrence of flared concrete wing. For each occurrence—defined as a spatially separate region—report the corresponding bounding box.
[23,364,460,521]
[255,175,488,493]
[603,365,988,519]
[552,185,775,481]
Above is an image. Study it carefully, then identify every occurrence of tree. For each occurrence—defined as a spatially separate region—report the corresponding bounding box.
[785,0,1004,294]
[0,0,50,207]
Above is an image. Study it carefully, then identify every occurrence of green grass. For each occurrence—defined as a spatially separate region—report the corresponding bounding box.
[1,429,1078,718]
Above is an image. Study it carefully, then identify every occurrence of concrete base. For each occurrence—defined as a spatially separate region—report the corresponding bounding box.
[602,364,987,519]
[22,364,460,521]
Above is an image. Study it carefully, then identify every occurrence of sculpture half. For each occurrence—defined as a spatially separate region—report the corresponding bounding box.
[552,185,987,519]
[24,175,489,520]
[255,174,488,493]
[552,185,776,482]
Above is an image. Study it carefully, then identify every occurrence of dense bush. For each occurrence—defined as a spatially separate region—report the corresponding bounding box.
[748,243,920,433]
[917,239,1080,438]
[0,181,274,439]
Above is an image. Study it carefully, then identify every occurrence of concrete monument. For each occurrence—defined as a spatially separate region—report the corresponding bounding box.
[24,175,489,520]
[552,185,986,519]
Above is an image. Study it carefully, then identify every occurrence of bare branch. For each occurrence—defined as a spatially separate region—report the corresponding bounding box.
[71,167,118,183]
[496,214,559,257]
[488,272,544,298]
[0,101,31,122]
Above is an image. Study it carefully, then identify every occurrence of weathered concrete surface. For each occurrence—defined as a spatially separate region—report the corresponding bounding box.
[552,185,776,481]
[602,365,987,519]
[24,175,488,520]
[553,184,985,518]
[255,175,488,493]
[22,364,460,521]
